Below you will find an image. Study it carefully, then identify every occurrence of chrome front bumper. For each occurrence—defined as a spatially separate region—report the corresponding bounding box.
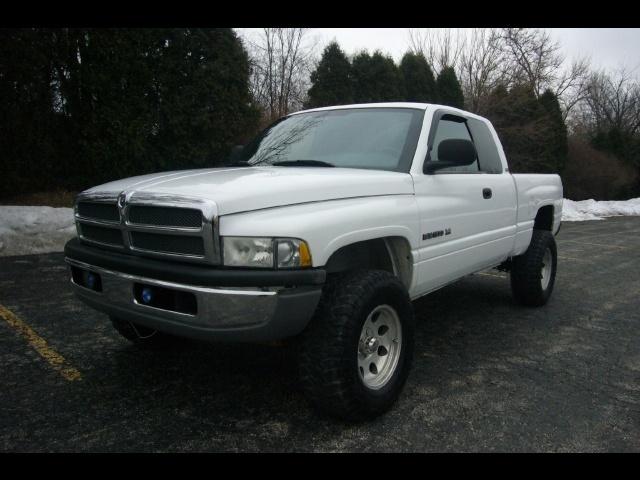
[66,258,322,342]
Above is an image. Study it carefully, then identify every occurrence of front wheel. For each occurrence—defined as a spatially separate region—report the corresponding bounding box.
[298,270,415,421]
[510,229,558,307]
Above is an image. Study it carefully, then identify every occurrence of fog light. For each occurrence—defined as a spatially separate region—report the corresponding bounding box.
[141,287,153,304]
[86,272,97,290]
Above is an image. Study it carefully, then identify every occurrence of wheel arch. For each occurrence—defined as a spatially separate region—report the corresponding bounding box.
[534,204,554,231]
[323,236,414,290]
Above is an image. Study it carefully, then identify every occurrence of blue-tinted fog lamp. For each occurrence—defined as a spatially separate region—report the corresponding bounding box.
[141,287,153,304]
[86,272,97,290]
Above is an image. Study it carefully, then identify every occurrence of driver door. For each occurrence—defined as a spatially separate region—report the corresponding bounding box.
[412,110,517,296]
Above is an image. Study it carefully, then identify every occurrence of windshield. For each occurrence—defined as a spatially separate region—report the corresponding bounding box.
[235,108,425,172]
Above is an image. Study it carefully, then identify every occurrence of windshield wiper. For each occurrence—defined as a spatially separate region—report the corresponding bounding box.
[272,160,335,167]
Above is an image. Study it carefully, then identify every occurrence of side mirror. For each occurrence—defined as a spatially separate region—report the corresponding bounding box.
[425,139,477,173]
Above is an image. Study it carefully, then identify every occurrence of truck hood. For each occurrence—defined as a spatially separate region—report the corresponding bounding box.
[85,167,415,215]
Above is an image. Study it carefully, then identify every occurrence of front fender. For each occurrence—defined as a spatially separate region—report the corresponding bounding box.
[218,195,421,267]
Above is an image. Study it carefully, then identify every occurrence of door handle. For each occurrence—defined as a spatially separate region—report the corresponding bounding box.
[482,188,492,199]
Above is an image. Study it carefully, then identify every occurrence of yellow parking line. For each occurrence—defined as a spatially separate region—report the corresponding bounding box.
[0,304,81,382]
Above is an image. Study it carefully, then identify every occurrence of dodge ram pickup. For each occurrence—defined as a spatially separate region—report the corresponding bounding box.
[65,102,563,420]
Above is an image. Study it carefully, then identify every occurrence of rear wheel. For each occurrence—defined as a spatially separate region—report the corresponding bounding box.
[510,229,558,306]
[110,316,182,348]
[298,270,415,421]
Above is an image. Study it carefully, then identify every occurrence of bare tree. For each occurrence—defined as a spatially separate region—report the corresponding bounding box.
[499,28,591,106]
[408,28,466,72]
[499,28,561,96]
[457,28,507,113]
[553,57,592,121]
[241,28,318,122]
[495,28,592,121]
[576,67,640,135]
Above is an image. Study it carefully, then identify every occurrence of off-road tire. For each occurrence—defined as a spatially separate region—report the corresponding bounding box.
[110,316,182,349]
[510,229,558,307]
[298,270,415,421]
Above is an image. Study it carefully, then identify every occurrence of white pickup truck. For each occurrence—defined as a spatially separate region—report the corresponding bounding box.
[65,102,563,420]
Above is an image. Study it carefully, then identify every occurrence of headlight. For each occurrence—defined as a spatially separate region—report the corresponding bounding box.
[223,237,274,268]
[222,237,311,268]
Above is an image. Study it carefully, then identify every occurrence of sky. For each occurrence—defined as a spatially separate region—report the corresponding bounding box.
[237,28,640,75]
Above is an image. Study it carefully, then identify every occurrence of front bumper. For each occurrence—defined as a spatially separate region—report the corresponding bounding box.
[65,239,324,343]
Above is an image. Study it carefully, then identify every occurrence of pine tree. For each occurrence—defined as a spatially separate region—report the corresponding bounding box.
[399,52,437,103]
[484,83,552,173]
[538,89,568,173]
[351,51,403,103]
[436,66,465,108]
[0,28,260,197]
[306,42,353,108]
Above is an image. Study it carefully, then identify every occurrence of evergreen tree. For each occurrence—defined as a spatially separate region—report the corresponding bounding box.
[592,127,640,168]
[398,52,437,103]
[351,51,403,103]
[436,66,465,108]
[538,89,568,173]
[436,67,464,108]
[306,42,353,108]
[484,83,552,173]
[0,29,61,195]
[0,28,259,197]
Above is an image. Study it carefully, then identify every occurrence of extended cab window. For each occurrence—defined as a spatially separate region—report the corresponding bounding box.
[467,118,503,174]
[428,116,479,173]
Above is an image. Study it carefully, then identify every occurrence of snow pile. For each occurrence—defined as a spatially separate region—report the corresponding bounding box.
[0,206,76,257]
[562,198,640,222]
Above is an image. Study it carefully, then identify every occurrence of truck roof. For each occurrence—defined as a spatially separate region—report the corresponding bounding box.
[288,102,491,124]
[290,103,484,123]
[291,102,431,115]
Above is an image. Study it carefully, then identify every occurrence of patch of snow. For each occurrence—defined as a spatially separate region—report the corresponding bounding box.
[0,206,76,257]
[562,198,640,222]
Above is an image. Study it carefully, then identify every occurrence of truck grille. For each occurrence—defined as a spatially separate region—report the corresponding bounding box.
[74,193,219,264]
[130,231,205,256]
[80,224,125,247]
[77,202,120,222]
[128,206,202,228]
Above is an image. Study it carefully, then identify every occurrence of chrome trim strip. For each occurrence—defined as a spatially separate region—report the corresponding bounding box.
[65,258,277,296]
[123,223,203,235]
[74,216,121,227]
[132,297,196,318]
[127,245,205,260]
[77,235,126,250]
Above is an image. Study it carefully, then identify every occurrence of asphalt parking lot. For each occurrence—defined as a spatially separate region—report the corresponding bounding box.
[1,217,639,452]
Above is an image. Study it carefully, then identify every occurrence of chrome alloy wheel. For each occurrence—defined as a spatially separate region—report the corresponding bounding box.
[358,304,402,390]
[541,247,553,290]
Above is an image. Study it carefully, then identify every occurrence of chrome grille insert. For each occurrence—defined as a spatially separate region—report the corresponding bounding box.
[74,191,220,265]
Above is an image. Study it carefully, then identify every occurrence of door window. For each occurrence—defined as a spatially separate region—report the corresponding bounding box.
[429,117,479,173]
